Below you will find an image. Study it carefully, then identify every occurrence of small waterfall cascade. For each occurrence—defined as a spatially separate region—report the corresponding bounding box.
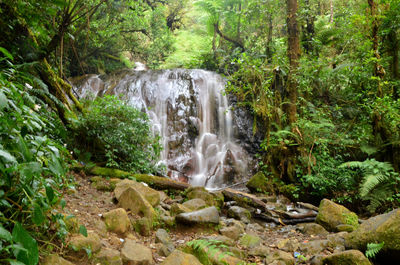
[72,69,251,189]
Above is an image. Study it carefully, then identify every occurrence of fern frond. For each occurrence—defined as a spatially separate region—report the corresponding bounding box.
[360,173,391,197]
[365,242,384,258]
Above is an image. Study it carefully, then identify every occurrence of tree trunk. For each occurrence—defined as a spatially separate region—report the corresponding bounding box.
[330,0,334,23]
[266,13,273,63]
[302,0,315,54]
[285,0,300,182]
[388,30,399,99]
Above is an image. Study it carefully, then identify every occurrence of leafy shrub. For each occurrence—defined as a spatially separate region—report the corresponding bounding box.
[72,96,162,174]
[0,49,70,264]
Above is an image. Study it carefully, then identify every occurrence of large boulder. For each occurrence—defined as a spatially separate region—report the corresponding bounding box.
[161,250,202,265]
[176,206,220,225]
[170,203,192,216]
[322,250,372,265]
[239,234,262,249]
[121,239,154,265]
[297,223,329,236]
[316,199,358,232]
[117,187,156,220]
[103,208,131,234]
[265,250,295,265]
[345,208,400,257]
[114,179,160,207]
[246,172,273,193]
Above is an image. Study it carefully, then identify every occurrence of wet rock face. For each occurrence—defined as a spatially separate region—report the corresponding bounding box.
[72,69,256,188]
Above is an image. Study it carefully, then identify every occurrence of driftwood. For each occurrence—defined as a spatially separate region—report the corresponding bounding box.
[253,212,316,225]
[87,166,190,191]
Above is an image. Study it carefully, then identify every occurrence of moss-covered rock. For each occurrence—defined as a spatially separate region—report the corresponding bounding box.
[134,217,152,236]
[246,171,273,193]
[185,187,223,208]
[322,250,372,265]
[345,208,400,256]
[114,179,160,207]
[176,206,220,225]
[182,198,207,211]
[42,254,74,265]
[93,248,122,265]
[90,176,120,191]
[161,250,202,265]
[170,203,192,216]
[265,250,295,265]
[316,199,358,232]
[117,187,156,221]
[238,234,262,248]
[103,208,131,234]
[69,232,102,253]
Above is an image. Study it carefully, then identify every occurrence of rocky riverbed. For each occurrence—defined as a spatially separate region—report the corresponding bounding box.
[41,169,399,265]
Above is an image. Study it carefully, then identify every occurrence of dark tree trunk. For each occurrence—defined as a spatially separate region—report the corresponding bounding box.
[388,31,399,99]
[302,0,315,54]
[266,13,273,63]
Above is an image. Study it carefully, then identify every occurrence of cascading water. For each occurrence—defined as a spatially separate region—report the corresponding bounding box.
[72,69,251,189]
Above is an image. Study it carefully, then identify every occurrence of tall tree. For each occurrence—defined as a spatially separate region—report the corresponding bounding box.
[285,0,300,182]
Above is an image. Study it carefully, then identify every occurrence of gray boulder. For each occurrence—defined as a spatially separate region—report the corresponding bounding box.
[176,206,219,225]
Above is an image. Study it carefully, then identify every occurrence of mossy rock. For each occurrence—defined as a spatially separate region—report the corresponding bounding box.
[185,187,223,208]
[91,176,120,191]
[88,167,131,178]
[238,234,262,249]
[345,208,400,256]
[316,199,358,232]
[322,250,372,265]
[161,250,202,265]
[246,172,274,193]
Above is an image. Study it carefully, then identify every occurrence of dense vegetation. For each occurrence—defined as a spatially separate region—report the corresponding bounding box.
[1,0,400,264]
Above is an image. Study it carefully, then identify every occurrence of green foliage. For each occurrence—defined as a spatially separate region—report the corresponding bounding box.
[186,239,234,265]
[72,96,162,174]
[0,49,70,264]
[340,159,399,212]
[365,242,384,259]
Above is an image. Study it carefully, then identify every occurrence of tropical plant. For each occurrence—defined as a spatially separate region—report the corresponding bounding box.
[0,48,71,265]
[340,159,399,212]
[365,242,384,258]
[72,95,162,174]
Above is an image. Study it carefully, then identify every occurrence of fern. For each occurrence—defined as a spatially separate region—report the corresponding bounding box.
[365,242,384,258]
[339,159,398,212]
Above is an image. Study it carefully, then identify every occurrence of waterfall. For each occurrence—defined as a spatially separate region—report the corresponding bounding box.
[72,69,251,189]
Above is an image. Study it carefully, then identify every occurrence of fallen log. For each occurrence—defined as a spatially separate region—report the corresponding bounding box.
[222,188,267,210]
[253,212,316,225]
[272,209,318,219]
[86,166,190,191]
[296,202,319,212]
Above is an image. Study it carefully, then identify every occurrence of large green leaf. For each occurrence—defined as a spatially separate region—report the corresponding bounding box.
[11,223,39,265]
[20,162,42,182]
[32,204,45,226]
[0,47,13,60]
[0,226,12,241]
[0,91,9,110]
[8,260,26,265]
[0,149,17,164]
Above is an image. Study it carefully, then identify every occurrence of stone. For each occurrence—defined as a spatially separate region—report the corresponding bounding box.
[246,171,273,193]
[345,208,400,256]
[239,234,262,248]
[117,187,156,220]
[155,229,175,255]
[185,187,223,208]
[103,208,131,234]
[42,254,74,265]
[336,224,355,232]
[91,176,118,191]
[160,250,202,265]
[93,248,122,265]
[322,250,372,265]
[309,255,324,265]
[182,198,207,211]
[64,215,79,234]
[135,217,152,236]
[299,239,328,256]
[277,238,299,252]
[227,206,251,223]
[266,250,295,265]
[176,206,219,225]
[327,232,347,251]
[248,245,271,257]
[201,235,235,246]
[298,223,329,236]
[161,215,175,226]
[316,199,358,232]
[115,179,160,207]
[219,224,244,240]
[69,232,102,253]
[121,239,154,265]
[170,203,192,216]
